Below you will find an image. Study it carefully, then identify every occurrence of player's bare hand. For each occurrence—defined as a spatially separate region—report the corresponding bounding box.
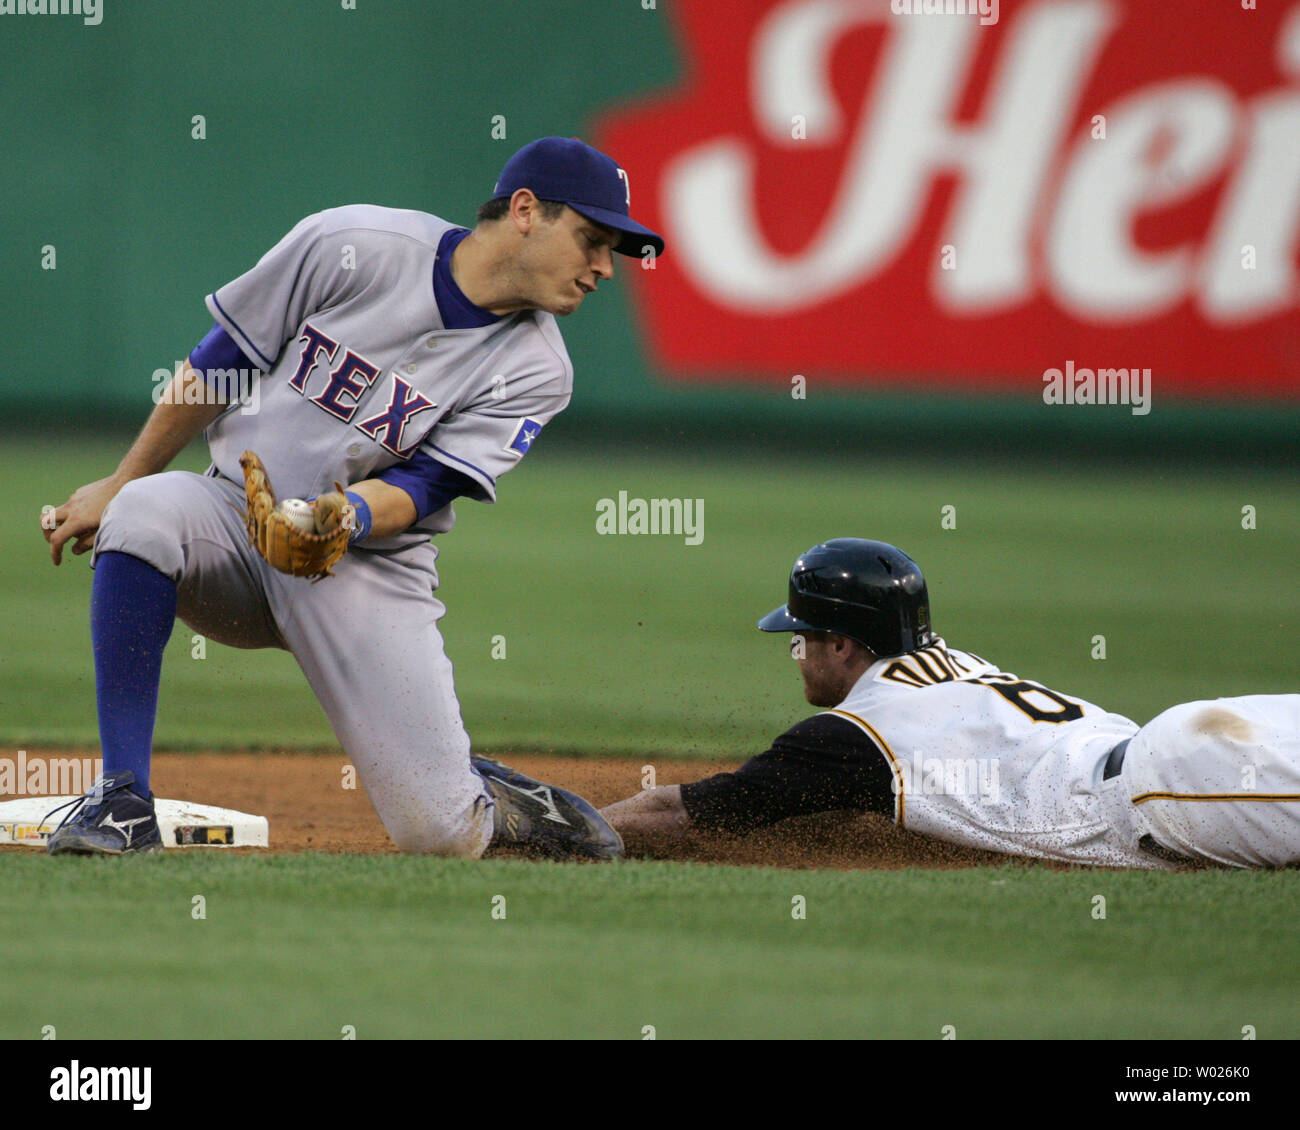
[44,474,128,566]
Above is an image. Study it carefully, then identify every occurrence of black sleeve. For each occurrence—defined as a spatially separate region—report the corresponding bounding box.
[678,713,896,835]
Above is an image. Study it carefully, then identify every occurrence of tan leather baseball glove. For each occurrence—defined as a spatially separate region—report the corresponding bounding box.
[239,450,350,581]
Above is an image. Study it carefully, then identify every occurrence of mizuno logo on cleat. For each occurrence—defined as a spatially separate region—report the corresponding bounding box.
[102,814,151,846]
[493,778,572,825]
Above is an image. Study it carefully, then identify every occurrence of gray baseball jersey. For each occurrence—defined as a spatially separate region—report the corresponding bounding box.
[205,205,573,548]
[93,204,574,855]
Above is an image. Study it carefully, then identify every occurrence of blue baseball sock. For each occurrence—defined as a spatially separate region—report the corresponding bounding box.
[91,551,178,797]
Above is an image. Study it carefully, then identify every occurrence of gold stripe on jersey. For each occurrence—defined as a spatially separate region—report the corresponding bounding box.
[824,708,906,827]
[1133,792,1300,805]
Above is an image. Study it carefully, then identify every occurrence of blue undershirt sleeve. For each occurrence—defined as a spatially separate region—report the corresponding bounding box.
[188,322,258,384]
[377,450,478,521]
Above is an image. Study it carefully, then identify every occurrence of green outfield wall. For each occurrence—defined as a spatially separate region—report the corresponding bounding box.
[1,1,1294,460]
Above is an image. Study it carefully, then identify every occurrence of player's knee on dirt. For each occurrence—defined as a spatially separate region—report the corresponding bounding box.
[385,812,489,857]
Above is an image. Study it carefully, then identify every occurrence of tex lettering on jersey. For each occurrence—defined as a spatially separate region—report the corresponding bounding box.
[288,322,437,457]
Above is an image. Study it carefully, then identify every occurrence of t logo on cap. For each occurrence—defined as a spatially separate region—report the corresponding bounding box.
[492,137,663,258]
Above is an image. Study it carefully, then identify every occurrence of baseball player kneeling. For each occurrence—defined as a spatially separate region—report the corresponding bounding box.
[41,138,662,860]
[602,539,1300,870]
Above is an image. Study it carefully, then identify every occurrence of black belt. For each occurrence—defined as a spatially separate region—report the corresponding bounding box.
[1138,834,1194,865]
[1100,738,1195,864]
[1102,738,1130,781]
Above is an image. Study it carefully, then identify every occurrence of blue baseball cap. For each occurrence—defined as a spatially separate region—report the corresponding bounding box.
[493,137,664,258]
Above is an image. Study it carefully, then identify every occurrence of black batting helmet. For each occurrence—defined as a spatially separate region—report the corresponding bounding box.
[757,539,934,657]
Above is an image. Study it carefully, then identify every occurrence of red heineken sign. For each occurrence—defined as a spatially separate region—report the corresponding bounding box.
[599,0,1299,395]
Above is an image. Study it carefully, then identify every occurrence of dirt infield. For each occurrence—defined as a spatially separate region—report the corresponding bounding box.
[3,750,1005,869]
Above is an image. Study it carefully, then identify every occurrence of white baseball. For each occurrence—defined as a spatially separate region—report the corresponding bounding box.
[276,498,318,534]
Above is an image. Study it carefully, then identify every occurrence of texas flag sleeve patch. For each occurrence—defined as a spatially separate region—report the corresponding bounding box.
[506,418,543,456]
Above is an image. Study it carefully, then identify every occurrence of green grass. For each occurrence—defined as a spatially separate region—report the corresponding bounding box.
[0,852,1295,1040]
[4,438,1297,755]
[4,442,1298,1040]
